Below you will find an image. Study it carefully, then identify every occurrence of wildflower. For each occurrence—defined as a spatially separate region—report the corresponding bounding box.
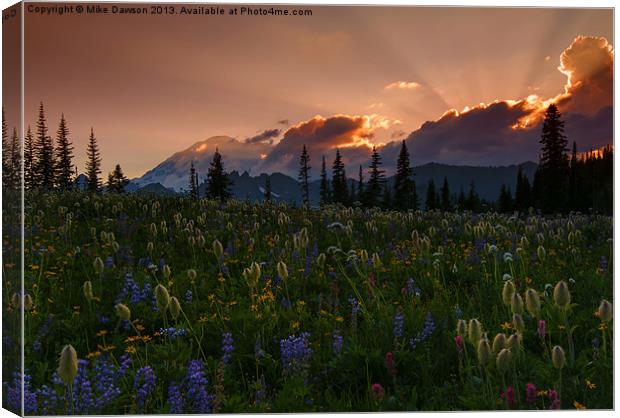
[548,389,560,409]
[496,348,512,374]
[280,332,312,376]
[456,319,467,336]
[410,313,436,349]
[222,332,234,364]
[492,333,506,353]
[167,382,183,413]
[468,318,482,345]
[213,239,224,260]
[83,281,94,300]
[538,319,546,339]
[551,345,565,369]
[500,386,516,408]
[154,284,170,311]
[169,297,181,320]
[525,383,537,405]
[58,345,78,385]
[332,331,343,355]
[158,327,187,340]
[371,383,385,402]
[184,289,193,303]
[393,312,404,338]
[134,366,156,412]
[525,288,541,317]
[316,253,326,267]
[185,360,214,413]
[537,245,546,262]
[114,303,131,321]
[499,321,512,331]
[573,401,586,409]
[93,257,104,274]
[277,261,288,280]
[455,335,464,354]
[477,338,491,366]
[512,313,525,333]
[598,299,613,322]
[502,281,515,306]
[585,379,596,390]
[511,293,524,315]
[553,281,571,309]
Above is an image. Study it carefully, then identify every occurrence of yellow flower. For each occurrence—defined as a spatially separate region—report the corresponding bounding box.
[573,401,586,409]
[86,351,101,359]
[96,330,108,337]
[335,316,344,322]
[585,379,596,390]
[500,322,512,331]
[290,320,300,330]
[125,346,137,354]
[537,390,548,397]
[598,322,608,331]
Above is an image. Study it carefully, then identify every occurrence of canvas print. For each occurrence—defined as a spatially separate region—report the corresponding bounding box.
[1,2,614,414]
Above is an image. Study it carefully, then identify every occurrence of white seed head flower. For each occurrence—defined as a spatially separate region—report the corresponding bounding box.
[553,280,571,308]
[58,345,78,386]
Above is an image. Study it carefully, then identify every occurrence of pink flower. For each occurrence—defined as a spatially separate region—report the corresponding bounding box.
[371,383,385,402]
[548,389,560,409]
[538,320,546,339]
[384,352,396,377]
[525,383,537,405]
[500,386,516,408]
[455,335,464,354]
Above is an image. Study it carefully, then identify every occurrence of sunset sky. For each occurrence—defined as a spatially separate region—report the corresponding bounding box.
[8,5,614,178]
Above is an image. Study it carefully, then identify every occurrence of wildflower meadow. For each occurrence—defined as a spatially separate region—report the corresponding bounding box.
[2,191,613,413]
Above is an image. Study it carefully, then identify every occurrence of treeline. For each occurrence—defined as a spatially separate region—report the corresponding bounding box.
[1,102,129,193]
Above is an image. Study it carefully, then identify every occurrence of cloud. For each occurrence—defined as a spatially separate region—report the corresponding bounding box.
[377,36,613,168]
[277,119,290,126]
[261,114,375,175]
[244,128,281,145]
[385,81,421,90]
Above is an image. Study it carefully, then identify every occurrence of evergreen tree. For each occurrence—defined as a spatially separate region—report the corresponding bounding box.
[55,114,74,189]
[533,104,569,212]
[411,180,419,211]
[349,179,356,203]
[319,155,330,205]
[440,176,451,211]
[457,186,466,211]
[364,146,385,208]
[425,179,437,210]
[382,183,392,209]
[298,145,311,206]
[2,107,9,189]
[85,127,102,193]
[466,181,480,211]
[331,149,347,204]
[357,165,364,200]
[514,165,531,211]
[498,184,514,213]
[393,140,415,210]
[24,126,35,189]
[206,148,232,201]
[34,102,56,189]
[6,128,20,189]
[189,161,198,199]
[264,175,272,202]
[107,164,129,193]
[568,141,578,210]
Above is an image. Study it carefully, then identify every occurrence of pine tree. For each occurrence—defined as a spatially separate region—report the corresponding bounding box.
[357,165,364,200]
[264,175,272,202]
[425,179,437,210]
[393,140,415,210]
[515,165,532,211]
[440,177,451,211]
[331,149,347,204]
[55,114,74,189]
[298,145,311,206]
[7,128,20,189]
[364,146,385,208]
[85,127,102,193]
[107,164,129,193]
[534,104,569,212]
[568,141,578,210]
[382,183,392,209]
[2,107,9,189]
[411,180,419,211]
[34,102,56,189]
[319,155,330,205]
[24,126,35,189]
[189,161,198,199]
[457,186,466,211]
[498,184,513,213]
[349,179,356,202]
[466,181,480,212]
[206,148,232,201]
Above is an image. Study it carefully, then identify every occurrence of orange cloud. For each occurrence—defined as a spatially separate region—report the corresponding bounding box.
[385,81,421,90]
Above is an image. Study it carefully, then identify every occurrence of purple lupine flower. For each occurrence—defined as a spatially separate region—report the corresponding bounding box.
[134,366,156,413]
[93,356,121,410]
[332,331,343,355]
[105,256,114,269]
[280,332,312,376]
[406,278,421,297]
[73,360,94,414]
[222,332,234,364]
[5,372,38,414]
[117,353,132,378]
[37,384,58,415]
[303,255,312,278]
[393,312,404,338]
[599,256,608,273]
[167,382,184,414]
[349,297,360,328]
[453,306,463,319]
[184,289,193,303]
[159,327,187,340]
[185,360,214,413]
[409,312,436,349]
[525,383,537,405]
[255,337,265,360]
[32,314,54,353]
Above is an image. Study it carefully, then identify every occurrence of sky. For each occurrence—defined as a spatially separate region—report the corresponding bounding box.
[7,5,614,178]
